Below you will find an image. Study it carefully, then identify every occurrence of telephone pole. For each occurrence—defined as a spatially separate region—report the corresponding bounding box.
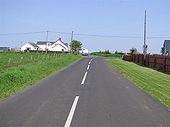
[46,30,49,53]
[143,10,147,65]
[70,31,74,53]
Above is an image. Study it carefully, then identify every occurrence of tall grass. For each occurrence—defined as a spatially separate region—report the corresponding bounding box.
[107,58,170,108]
[0,53,81,98]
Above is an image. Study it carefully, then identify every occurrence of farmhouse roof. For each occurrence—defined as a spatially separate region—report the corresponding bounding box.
[164,40,170,49]
[29,42,39,48]
[37,38,68,47]
[0,47,10,51]
[37,41,53,45]
[56,38,68,47]
[164,40,170,45]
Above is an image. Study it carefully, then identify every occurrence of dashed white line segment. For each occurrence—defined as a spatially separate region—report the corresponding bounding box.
[64,58,95,127]
[64,96,79,127]
[81,71,88,85]
[87,65,90,70]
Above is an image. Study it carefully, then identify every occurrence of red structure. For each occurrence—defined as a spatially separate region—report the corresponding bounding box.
[123,54,170,72]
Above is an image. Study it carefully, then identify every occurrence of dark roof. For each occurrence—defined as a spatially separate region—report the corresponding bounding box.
[64,43,68,47]
[37,39,68,47]
[37,41,53,45]
[164,40,170,48]
[29,42,39,48]
[0,47,10,48]
[164,40,170,44]
[0,47,10,50]
[163,40,170,53]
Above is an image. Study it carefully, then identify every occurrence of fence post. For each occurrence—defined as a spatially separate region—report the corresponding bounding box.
[154,56,157,68]
[19,57,23,64]
[147,55,149,67]
[8,58,12,66]
[37,55,40,60]
[164,57,167,72]
[30,56,33,63]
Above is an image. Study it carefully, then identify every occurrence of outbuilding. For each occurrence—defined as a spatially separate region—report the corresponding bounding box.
[21,42,39,51]
[162,40,170,54]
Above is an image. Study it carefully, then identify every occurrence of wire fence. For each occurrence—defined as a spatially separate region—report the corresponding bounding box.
[0,52,66,72]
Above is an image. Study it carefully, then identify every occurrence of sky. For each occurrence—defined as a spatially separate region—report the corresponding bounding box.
[0,0,170,53]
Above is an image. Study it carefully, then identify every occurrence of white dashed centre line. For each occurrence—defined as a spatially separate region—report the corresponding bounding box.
[81,71,88,85]
[87,65,90,70]
[89,58,93,64]
[64,96,79,127]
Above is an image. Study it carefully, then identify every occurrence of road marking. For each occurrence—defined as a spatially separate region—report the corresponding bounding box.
[81,71,88,84]
[64,96,79,127]
[89,59,93,64]
[87,65,90,70]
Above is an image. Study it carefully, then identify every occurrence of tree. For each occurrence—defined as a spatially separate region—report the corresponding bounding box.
[71,40,82,53]
[130,48,137,54]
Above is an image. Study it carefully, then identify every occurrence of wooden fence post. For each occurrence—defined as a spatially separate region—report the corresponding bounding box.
[37,55,40,60]
[30,56,33,63]
[19,57,23,64]
[154,57,157,68]
[8,58,12,66]
[164,57,167,72]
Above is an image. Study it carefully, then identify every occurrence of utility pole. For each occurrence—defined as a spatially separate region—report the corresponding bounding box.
[143,10,147,65]
[70,31,74,53]
[46,30,49,53]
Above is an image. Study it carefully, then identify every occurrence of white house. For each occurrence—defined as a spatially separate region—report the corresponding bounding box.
[21,42,39,51]
[37,38,69,52]
[36,41,51,51]
[49,38,68,51]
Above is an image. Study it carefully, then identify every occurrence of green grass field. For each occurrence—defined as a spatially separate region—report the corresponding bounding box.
[0,52,81,99]
[107,58,170,108]
[0,52,60,72]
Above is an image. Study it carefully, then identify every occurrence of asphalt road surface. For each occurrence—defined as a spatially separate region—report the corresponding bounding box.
[0,57,170,127]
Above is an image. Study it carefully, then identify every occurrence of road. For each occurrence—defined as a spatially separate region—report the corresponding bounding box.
[0,57,170,127]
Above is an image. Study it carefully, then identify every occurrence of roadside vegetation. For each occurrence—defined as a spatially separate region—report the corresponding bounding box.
[91,50,124,57]
[0,52,81,99]
[71,40,82,54]
[107,58,170,108]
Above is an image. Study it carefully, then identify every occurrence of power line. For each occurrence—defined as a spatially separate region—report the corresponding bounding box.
[49,31,170,39]
[0,31,170,39]
[74,33,142,38]
[49,31,71,35]
[0,31,46,36]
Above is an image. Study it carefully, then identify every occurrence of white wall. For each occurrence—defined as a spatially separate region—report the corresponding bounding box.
[49,40,68,51]
[37,45,46,51]
[36,40,69,51]
[21,43,37,51]
[37,43,51,51]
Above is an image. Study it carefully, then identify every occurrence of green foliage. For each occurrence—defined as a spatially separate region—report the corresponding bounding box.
[0,54,81,98]
[91,51,125,57]
[130,48,137,54]
[71,40,82,53]
[107,58,170,108]
[104,50,111,54]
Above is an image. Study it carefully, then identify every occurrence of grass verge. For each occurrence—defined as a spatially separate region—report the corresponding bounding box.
[107,58,170,109]
[0,54,81,99]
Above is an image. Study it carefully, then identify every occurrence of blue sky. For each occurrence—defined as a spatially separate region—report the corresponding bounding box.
[0,0,170,53]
